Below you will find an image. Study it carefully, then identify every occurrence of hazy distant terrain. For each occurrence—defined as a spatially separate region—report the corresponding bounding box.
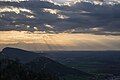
[43,51,120,74]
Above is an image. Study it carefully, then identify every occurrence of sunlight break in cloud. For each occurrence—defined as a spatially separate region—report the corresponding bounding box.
[43,8,69,19]
[0,6,34,14]
[0,31,120,51]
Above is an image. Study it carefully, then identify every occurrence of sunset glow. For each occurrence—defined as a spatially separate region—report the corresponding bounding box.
[0,31,120,51]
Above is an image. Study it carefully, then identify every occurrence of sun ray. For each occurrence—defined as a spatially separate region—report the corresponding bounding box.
[0,31,120,51]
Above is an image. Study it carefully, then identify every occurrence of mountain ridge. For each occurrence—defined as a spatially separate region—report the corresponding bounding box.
[0,47,91,77]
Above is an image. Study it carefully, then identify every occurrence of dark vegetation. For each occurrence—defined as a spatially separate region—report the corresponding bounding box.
[0,59,59,80]
[1,47,120,80]
[0,47,93,80]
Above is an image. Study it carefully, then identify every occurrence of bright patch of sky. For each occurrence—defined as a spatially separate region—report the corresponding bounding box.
[0,0,119,6]
[0,31,120,51]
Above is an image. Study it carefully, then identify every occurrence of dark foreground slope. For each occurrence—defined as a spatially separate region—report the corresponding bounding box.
[0,47,93,80]
[0,58,60,80]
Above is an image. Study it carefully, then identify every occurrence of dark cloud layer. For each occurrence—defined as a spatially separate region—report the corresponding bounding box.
[0,1,120,35]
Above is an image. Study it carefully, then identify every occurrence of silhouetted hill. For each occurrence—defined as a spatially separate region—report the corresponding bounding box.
[1,47,42,63]
[0,47,91,78]
[0,58,59,80]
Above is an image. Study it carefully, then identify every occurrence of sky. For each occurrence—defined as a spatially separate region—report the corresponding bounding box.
[53,0,76,3]
[0,31,120,51]
[0,0,120,51]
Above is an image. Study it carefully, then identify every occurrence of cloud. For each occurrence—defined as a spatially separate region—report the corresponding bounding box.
[0,1,120,35]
